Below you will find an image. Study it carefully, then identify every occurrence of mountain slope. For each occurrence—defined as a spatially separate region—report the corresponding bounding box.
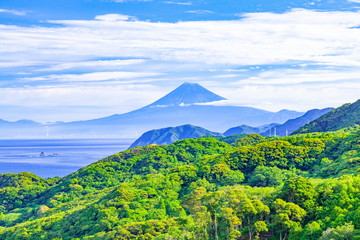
[55,105,302,138]
[0,83,304,138]
[129,124,223,148]
[262,108,334,136]
[223,125,261,136]
[145,82,226,107]
[0,119,46,138]
[0,119,40,126]
[223,123,278,136]
[1,128,360,239]
[294,99,360,134]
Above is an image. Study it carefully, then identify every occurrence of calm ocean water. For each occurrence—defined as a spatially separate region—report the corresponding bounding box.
[0,139,133,178]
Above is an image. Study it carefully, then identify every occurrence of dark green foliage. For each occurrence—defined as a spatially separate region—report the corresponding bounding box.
[1,129,360,239]
[223,138,318,174]
[129,124,223,148]
[223,125,261,136]
[167,137,232,161]
[211,133,247,144]
[234,134,268,147]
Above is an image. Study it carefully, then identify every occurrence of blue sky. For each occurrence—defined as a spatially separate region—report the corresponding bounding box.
[1,0,360,122]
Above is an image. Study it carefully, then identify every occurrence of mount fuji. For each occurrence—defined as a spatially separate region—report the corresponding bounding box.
[145,82,226,108]
[0,83,304,138]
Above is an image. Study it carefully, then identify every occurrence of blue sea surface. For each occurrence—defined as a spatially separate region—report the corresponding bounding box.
[0,139,133,178]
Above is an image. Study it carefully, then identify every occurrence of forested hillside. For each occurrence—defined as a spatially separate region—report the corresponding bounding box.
[295,99,360,134]
[262,108,333,137]
[129,124,223,148]
[0,126,360,239]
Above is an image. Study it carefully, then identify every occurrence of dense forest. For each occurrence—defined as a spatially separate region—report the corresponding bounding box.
[0,125,360,239]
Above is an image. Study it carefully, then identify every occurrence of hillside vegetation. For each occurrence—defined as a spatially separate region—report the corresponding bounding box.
[262,108,333,137]
[129,124,223,148]
[295,99,360,134]
[0,127,360,239]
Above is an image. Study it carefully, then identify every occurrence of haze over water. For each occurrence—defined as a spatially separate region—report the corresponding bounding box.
[0,139,133,178]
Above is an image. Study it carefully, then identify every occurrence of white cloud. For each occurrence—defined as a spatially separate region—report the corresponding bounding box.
[186,10,214,14]
[95,14,136,21]
[0,84,164,121]
[0,61,46,68]
[237,69,360,85]
[203,67,360,112]
[165,1,192,5]
[0,9,27,16]
[35,59,146,72]
[21,71,162,82]
[210,82,360,112]
[110,0,152,2]
[348,0,360,3]
[1,9,359,69]
[1,9,360,121]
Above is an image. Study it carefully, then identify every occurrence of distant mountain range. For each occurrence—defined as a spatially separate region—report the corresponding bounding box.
[294,99,360,134]
[262,108,334,136]
[129,107,334,147]
[0,119,46,138]
[223,123,277,136]
[0,82,304,138]
[129,124,222,148]
[220,108,333,137]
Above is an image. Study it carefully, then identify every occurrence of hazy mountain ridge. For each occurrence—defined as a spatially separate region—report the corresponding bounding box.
[223,125,262,136]
[49,82,304,137]
[130,106,332,147]
[0,119,47,139]
[294,99,360,134]
[262,107,334,137]
[219,108,332,138]
[223,123,278,136]
[0,83,304,138]
[0,119,40,125]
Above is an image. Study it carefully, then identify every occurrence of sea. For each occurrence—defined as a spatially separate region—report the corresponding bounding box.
[0,139,133,178]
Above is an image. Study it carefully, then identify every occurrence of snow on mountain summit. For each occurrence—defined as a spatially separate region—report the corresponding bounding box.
[145,82,226,108]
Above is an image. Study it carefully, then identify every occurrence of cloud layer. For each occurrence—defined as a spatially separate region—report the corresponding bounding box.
[0,9,27,16]
[1,9,360,121]
[2,10,360,67]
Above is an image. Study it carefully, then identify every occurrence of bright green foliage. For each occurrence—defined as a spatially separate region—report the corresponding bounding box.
[223,138,319,174]
[280,176,317,210]
[314,128,360,177]
[249,166,287,187]
[0,129,360,239]
[0,172,52,212]
[318,223,360,240]
[207,164,244,186]
[234,134,268,147]
[300,221,322,240]
[129,124,224,148]
[272,199,306,240]
[212,134,247,144]
[0,172,49,188]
